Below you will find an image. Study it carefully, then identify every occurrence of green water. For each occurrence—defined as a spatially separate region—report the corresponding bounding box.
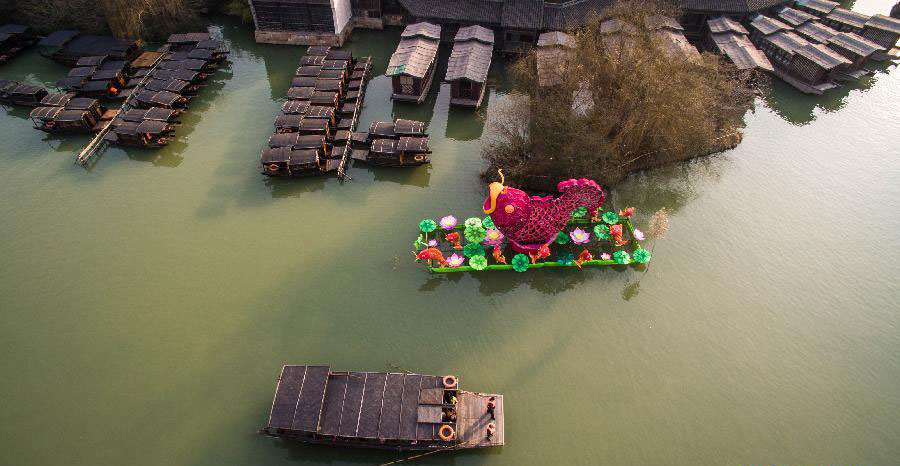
[2,9,899,466]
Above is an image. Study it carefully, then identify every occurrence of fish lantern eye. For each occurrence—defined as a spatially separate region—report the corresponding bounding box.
[505,205,515,214]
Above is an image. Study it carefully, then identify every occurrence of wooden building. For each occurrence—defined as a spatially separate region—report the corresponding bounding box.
[826,32,883,76]
[861,14,900,59]
[248,0,354,46]
[262,365,504,450]
[445,25,494,108]
[678,0,789,40]
[386,22,440,103]
[750,18,851,94]
[706,17,773,74]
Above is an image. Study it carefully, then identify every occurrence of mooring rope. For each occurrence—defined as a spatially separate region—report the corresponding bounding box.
[374,441,470,466]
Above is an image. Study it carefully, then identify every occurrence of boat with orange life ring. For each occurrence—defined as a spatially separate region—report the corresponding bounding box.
[261,364,504,451]
[267,163,279,173]
[442,374,458,389]
[438,424,456,441]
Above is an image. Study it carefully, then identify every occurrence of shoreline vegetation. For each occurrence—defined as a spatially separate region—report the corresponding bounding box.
[1,0,251,41]
[480,0,757,191]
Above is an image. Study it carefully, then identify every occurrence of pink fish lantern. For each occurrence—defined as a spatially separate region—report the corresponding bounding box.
[440,215,458,231]
[446,253,465,268]
[569,227,591,245]
[483,228,505,247]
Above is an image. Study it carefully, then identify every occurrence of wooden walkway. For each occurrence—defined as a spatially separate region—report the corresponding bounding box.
[336,57,371,180]
[456,391,504,448]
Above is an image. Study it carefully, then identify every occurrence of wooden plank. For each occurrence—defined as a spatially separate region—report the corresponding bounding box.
[338,372,366,437]
[317,373,348,435]
[377,373,405,439]
[357,372,387,438]
[291,365,329,432]
[456,392,504,447]
[399,374,423,440]
[418,388,443,404]
[269,365,307,429]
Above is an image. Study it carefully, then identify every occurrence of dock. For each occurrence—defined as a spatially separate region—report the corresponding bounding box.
[262,365,504,451]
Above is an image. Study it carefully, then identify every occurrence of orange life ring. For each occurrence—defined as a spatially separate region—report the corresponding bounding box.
[267,163,279,172]
[45,121,55,128]
[414,155,425,162]
[438,424,455,441]
[109,86,119,95]
[442,375,457,389]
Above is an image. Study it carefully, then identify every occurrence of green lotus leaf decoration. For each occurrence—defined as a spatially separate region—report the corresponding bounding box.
[464,217,482,229]
[414,234,427,250]
[511,254,530,272]
[571,207,588,219]
[632,248,651,264]
[556,251,574,266]
[555,231,570,244]
[593,224,611,240]
[464,225,487,243]
[469,255,488,270]
[463,243,486,258]
[482,216,495,229]
[419,219,437,233]
[613,250,631,264]
[602,211,619,225]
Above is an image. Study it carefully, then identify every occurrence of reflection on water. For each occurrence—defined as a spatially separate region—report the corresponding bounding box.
[761,61,894,126]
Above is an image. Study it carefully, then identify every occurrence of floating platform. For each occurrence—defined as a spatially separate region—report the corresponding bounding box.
[414,210,651,273]
[262,365,504,451]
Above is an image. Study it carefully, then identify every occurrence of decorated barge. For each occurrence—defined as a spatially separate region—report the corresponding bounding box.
[262,365,504,451]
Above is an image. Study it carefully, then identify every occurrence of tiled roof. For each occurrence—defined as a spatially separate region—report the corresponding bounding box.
[828,31,884,56]
[387,28,441,78]
[710,32,773,71]
[777,7,816,26]
[750,15,794,36]
[795,42,851,68]
[794,20,838,43]
[397,0,503,24]
[764,30,808,54]
[645,15,683,31]
[825,8,870,30]
[401,22,442,40]
[537,31,575,47]
[795,0,838,15]
[708,16,748,35]
[865,14,900,35]
[679,0,787,13]
[455,25,495,44]
[445,40,493,82]
[502,0,545,30]
[542,0,609,31]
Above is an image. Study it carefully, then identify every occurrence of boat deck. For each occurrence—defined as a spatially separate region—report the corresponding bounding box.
[456,391,504,448]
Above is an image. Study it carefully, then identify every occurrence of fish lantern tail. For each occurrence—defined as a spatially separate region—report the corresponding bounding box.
[556,178,605,213]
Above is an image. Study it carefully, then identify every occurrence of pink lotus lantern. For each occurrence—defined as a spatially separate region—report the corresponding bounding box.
[440,215,458,231]
[483,228,505,247]
[569,227,591,245]
[446,253,465,268]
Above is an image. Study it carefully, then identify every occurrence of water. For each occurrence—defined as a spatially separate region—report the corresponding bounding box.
[1,7,899,466]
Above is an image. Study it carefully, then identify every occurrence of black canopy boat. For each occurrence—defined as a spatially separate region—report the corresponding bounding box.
[281,100,310,115]
[38,31,141,66]
[0,80,49,107]
[30,106,98,133]
[118,107,181,124]
[149,68,204,84]
[262,365,504,451]
[0,24,38,64]
[354,136,432,167]
[64,97,105,120]
[260,147,339,177]
[106,119,174,148]
[132,90,189,110]
[40,92,77,107]
[145,78,198,96]
[267,133,332,156]
[367,119,427,141]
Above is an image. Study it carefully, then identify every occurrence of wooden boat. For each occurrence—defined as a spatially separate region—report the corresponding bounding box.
[367,119,427,141]
[106,119,174,148]
[64,97,105,120]
[39,92,77,107]
[30,106,98,133]
[145,78,199,96]
[118,107,181,125]
[38,31,140,66]
[260,147,338,177]
[281,100,310,115]
[387,23,441,103]
[150,68,204,84]
[267,133,330,154]
[354,136,431,167]
[261,365,504,451]
[446,26,495,108]
[0,80,49,107]
[132,90,189,110]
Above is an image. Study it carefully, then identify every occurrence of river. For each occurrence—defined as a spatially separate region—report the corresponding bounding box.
[1,3,898,465]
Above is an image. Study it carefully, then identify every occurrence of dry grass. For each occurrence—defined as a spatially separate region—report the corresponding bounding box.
[17,0,202,40]
[481,0,756,189]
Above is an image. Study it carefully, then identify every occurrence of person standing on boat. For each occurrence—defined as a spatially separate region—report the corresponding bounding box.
[487,397,496,420]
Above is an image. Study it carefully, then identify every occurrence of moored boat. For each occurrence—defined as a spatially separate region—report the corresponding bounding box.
[261,365,504,451]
